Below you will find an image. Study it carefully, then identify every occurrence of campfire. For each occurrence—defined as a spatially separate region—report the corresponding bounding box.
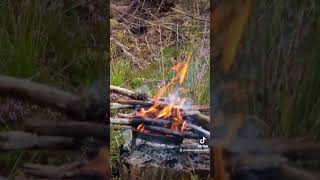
[111,50,210,145]
[110,50,211,179]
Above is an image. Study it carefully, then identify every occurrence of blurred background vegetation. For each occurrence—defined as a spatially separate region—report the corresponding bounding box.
[0,0,105,176]
[0,0,105,91]
[239,1,320,139]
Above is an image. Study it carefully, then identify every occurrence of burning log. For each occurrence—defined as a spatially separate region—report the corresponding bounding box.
[110,117,171,127]
[111,117,209,140]
[116,99,210,112]
[143,125,199,139]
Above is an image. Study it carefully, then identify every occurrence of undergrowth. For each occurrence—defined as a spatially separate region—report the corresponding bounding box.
[0,0,105,90]
[241,1,320,139]
[0,0,105,176]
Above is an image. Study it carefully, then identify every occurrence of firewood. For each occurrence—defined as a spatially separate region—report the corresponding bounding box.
[187,124,210,139]
[110,117,171,127]
[110,85,148,100]
[143,125,199,139]
[24,118,108,140]
[111,103,135,109]
[117,113,135,118]
[183,110,210,128]
[116,99,210,112]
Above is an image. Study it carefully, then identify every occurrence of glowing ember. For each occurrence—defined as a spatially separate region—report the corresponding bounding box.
[181,121,187,132]
[137,50,193,132]
[137,124,145,131]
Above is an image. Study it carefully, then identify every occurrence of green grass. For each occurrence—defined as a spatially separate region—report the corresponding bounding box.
[0,0,105,89]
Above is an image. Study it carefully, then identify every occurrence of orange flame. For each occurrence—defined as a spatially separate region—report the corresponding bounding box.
[137,124,144,131]
[136,50,193,131]
[181,121,187,132]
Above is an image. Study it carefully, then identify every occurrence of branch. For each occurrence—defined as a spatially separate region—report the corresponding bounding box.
[20,147,108,179]
[110,117,171,127]
[0,131,80,150]
[24,118,108,140]
[116,99,210,112]
[188,124,210,139]
[144,125,199,139]
[110,38,143,69]
[0,75,106,121]
[111,85,148,100]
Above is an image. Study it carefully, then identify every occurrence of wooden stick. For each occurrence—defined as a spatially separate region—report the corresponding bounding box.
[116,99,210,112]
[0,131,81,150]
[25,118,108,140]
[111,103,135,110]
[111,38,143,69]
[0,75,106,120]
[110,117,171,127]
[183,110,210,128]
[110,85,148,100]
[117,113,135,118]
[144,125,199,139]
[187,124,210,139]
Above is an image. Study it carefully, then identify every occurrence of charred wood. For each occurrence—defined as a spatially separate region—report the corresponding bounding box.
[143,125,199,139]
[110,117,171,127]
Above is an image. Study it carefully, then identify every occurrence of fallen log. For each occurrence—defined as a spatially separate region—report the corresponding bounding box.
[24,118,108,140]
